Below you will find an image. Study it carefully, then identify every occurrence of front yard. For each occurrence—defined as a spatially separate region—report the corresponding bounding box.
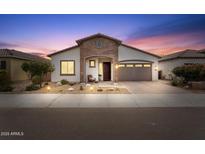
[10,81,130,94]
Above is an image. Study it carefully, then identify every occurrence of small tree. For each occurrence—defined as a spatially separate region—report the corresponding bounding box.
[21,61,55,87]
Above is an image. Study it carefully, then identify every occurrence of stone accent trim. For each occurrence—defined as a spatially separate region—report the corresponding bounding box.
[80,37,119,82]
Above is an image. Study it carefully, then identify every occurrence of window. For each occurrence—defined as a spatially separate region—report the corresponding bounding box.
[126,64,133,67]
[89,60,96,68]
[135,64,143,67]
[0,61,6,69]
[143,64,151,67]
[118,64,125,67]
[60,60,75,75]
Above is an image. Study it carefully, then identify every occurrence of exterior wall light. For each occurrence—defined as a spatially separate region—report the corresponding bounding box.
[115,64,119,69]
[155,66,158,71]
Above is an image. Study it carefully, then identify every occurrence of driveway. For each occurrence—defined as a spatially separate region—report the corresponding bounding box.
[119,80,191,94]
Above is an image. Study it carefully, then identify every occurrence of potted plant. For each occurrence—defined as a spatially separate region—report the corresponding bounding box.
[98,74,102,81]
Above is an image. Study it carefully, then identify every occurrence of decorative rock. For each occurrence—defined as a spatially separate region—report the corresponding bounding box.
[113,82,118,86]
[56,82,62,86]
[184,85,189,89]
[107,88,114,91]
[86,84,91,87]
[68,87,74,91]
[80,82,86,86]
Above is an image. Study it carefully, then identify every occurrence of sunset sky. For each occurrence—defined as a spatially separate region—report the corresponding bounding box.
[0,14,205,56]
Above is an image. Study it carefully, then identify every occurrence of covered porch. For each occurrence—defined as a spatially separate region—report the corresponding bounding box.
[84,56,115,82]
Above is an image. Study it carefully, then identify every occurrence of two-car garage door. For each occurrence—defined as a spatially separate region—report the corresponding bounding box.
[118,63,152,81]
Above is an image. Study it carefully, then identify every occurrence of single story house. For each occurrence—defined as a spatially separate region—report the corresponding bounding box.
[0,49,48,81]
[48,33,160,82]
[159,49,205,79]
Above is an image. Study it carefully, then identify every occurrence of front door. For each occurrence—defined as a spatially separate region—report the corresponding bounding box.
[103,62,111,81]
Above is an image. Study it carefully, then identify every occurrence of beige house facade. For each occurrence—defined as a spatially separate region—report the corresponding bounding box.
[49,33,160,82]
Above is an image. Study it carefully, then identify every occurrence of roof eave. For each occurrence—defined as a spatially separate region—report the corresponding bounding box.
[47,45,79,57]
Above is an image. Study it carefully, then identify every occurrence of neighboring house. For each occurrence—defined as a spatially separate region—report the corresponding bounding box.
[48,33,160,82]
[159,49,205,80]
[0,49,48,81]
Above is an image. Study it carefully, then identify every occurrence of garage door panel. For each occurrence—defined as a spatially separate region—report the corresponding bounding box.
[118,64,152,81]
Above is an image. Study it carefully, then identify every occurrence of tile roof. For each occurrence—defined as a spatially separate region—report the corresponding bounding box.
[0,49,48,61]
[47,45,79,57]
[159,49,205,61]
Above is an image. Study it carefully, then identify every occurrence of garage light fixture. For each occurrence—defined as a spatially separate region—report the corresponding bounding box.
[155,66,158,71]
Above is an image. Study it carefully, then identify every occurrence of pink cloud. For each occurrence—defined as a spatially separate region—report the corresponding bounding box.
[126,32,205,56]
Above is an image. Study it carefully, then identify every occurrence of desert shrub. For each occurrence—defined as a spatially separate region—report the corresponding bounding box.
[25,84,40,91]
[32,75,41,85]
[0,70,13,92]
[69,81,76,86]
[61,79,69,85]
[173,64,205,82]
[171,77,185,87]
[80,85,83,90]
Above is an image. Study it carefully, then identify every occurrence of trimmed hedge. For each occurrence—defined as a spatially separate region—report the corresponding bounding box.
[173,64,205,82]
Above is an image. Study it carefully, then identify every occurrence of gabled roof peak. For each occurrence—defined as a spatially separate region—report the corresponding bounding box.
[76,33,122,45]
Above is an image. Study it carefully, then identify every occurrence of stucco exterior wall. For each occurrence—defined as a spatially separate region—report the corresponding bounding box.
[159,58,205,79]
[0,58,29,81]
[50,47,80,82]
[86,58,99,82]
[0,58,11,77]
[9,58,29,81]
[118,45,159,80]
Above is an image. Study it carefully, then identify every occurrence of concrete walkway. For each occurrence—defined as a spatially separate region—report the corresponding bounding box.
[0,94,205,108]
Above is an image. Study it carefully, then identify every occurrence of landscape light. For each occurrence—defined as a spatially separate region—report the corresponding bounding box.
[47,86,51,91]
[90,86,94,91]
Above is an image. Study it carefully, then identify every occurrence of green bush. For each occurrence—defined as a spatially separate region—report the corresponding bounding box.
[171,77,185,87]
[199,67,205,80]
[69,81,76,86]
[25,84,40,91]
[0,70,13,92]
[0,85,13,92]
[173,64,205,82]
[61,79,69,85]
[32,75,41,85]
[0,70,10,85]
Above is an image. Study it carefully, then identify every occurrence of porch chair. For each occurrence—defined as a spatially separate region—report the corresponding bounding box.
[87,75,96,82]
